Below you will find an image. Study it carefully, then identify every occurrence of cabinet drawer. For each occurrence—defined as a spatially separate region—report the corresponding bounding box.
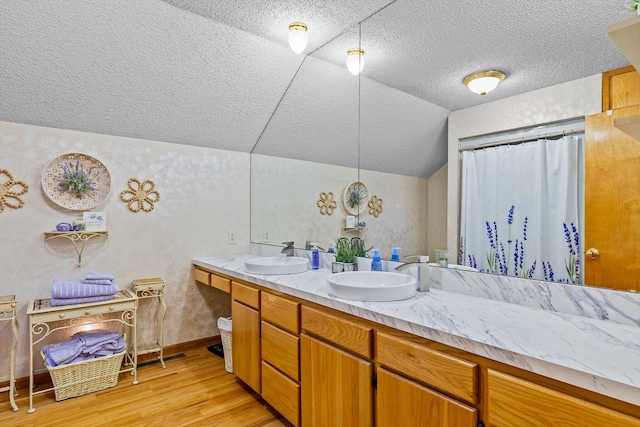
[232,281,260,309]
[262,321,299,381]
[301,306,372,359]
[487,369,640,427]
[210,274,231,293]
[194,268,210,285]
[377,332,478,405]
[261,293,299,334]
[262,361,300,427]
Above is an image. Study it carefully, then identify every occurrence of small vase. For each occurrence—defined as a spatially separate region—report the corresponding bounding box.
[332,262,344,273]
[343,263,356,272]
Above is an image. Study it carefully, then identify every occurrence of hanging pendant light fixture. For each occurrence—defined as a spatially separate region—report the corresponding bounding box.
[346,48,365,75]
[288,22,308,55]
[464,70,506,96]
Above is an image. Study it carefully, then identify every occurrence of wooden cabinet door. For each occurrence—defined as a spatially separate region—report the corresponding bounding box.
[301,333,373,427]
[585,105,640,291]
[231,300,261,393]
[376,368,477,427]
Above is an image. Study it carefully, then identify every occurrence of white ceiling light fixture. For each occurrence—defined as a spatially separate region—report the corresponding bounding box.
[288,22,308,55]
[346,48,365,76]
[464,70,506,96]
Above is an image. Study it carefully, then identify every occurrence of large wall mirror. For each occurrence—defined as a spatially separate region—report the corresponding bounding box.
[250,0,636,294]
[250,2,450,257]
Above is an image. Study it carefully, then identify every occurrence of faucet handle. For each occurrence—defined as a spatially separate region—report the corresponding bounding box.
[282,241,294,247]
[405,255,429,263]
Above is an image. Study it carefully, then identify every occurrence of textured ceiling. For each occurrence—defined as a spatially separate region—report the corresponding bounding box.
[0,0,634,178]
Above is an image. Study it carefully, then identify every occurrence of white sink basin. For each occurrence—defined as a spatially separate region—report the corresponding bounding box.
[245,256,309,275]
[327,271,417,301]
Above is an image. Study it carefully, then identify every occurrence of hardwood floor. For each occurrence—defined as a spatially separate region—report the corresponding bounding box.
[0,347,294,427]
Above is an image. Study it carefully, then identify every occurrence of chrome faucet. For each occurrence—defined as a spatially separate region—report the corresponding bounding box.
[395,255,430,292]
[281,241,295,257]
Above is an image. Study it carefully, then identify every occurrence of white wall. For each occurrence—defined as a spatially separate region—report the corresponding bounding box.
[0,121,250,379]
[427,164,448,261]
[447,74,602,261]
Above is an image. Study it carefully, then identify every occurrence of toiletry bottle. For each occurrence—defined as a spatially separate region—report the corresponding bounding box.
[327,242,336,254]
[371,249,382,271]
[390,247,400,262]
[311,243,320,270]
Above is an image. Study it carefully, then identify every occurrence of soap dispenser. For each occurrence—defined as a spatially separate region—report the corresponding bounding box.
[371,249,382,271]
[311,243,320,270]
[390,247,400,262]
[327,242,336,254]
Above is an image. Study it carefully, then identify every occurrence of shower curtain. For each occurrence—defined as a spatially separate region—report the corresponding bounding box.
[459,136,582,284]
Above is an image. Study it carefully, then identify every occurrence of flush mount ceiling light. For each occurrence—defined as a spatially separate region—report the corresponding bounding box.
[346,48,365,76]
[288,22,308,55]
[464,70,506,96]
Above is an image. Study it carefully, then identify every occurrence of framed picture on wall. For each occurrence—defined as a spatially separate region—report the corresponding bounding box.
[83,212,107,231]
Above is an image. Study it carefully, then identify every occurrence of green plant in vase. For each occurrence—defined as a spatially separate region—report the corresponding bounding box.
[630,0,640,13]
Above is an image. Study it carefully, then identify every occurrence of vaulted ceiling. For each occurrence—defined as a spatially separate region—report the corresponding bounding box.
[0,0,633,177]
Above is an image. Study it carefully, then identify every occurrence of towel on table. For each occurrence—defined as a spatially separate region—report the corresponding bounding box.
[50,294,115,307]
[72,329,126,355]
[51,279,118,299]
[42,338,84,367]
[85,271,114,281]
[80,279,114,285]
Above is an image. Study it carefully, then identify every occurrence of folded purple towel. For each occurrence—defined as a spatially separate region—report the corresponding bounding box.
[85,271,114,281]
[50,294,115,307]
[72,329,125,355]
[80,279,114,285]
[51,279,118,299]
[42,338,84,367]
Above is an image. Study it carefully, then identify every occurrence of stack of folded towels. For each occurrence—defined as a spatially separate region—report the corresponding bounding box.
[42,329,127,367]
[50,272,118,307]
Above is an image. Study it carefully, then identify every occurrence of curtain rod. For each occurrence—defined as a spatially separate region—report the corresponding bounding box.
[458,129,583,152]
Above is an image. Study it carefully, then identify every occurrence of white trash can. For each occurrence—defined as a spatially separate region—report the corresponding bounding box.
[217,317,233,373]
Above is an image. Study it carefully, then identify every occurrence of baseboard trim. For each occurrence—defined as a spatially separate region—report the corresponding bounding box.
[2,335,221,392]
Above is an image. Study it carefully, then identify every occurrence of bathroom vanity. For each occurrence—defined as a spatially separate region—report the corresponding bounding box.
[193,255,640,426]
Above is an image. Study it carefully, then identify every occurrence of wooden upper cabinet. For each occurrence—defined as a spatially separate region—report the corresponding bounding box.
[602,66,640,111]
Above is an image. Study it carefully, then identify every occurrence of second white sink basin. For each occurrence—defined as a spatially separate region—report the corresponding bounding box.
[245,256,309,275]
[327,271,417,301]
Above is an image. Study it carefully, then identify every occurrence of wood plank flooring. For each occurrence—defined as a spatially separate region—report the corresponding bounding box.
[0,347,293,427]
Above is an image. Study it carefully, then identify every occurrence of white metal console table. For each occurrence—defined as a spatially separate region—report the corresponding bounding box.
[26,289,138,413]
[0,294,18,412]
[131,277,166,368]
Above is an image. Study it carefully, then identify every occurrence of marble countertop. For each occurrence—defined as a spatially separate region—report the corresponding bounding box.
[193,254,640,406]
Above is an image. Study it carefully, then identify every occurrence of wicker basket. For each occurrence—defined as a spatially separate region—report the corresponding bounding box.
[42,349,126,401]
[220,329,233,373]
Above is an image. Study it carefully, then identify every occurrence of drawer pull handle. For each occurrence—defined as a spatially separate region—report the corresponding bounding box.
[58,313,65,319]
[148,285,152,290]
[109,306,114,311]
[85,310,91,315]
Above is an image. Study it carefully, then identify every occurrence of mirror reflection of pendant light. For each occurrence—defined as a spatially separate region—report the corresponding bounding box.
[346,48,365,75]
[464,70,506,95]
[288,22,308,54]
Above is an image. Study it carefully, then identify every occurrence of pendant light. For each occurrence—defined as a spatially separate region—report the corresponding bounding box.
[464,70,506,96]
[346,48,365,76]
[288,22,308,55]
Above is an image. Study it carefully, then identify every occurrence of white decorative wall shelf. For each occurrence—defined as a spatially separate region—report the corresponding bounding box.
[607,15,640,73]
[44,231,109,267]
[614,114,640,141]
